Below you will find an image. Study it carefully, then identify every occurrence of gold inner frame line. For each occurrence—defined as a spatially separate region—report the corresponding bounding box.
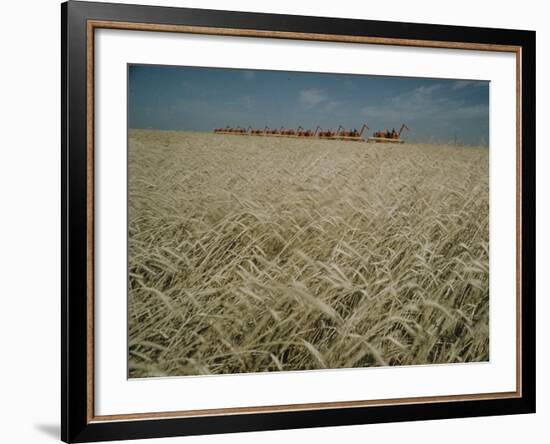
[86,19,523,423]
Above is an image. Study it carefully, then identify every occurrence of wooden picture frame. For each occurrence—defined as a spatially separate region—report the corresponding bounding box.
[62,1,536,442]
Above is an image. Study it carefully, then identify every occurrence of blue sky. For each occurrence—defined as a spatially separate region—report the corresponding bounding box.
[129,65,489,146]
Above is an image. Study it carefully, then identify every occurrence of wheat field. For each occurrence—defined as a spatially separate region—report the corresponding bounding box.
[128,129,489,378]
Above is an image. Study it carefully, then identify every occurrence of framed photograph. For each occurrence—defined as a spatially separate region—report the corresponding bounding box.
[61,1,536,442]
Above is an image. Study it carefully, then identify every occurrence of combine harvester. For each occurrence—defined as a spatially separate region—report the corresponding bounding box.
[318,128,339,140]
[280,127,298,137]
[296,126,321,138]
[252,126,300,138]
[367,124,409,143]
[331,123,370,141]
[260,127,281,136]
[248,126,269,135]
[213,125,249,135]
[259,126,314,138]
[212,122,410,143]
[213,125,231,134]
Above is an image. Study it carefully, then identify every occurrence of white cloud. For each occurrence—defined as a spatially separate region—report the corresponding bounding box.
[299,88,328,107]
[414,84,442,95]
[359,82,488,145]
[451,104,489,119]
[321,100,344,113]
[452,80,488,90]
[361,83,487,123]
[240,95,253,109]
[361,84,442,122]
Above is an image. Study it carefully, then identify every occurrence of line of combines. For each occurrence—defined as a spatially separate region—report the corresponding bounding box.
[213,123,409,143]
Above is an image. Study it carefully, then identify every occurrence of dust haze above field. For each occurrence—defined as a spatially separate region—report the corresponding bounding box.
[128,130,489,378]
[128,65,489,146]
